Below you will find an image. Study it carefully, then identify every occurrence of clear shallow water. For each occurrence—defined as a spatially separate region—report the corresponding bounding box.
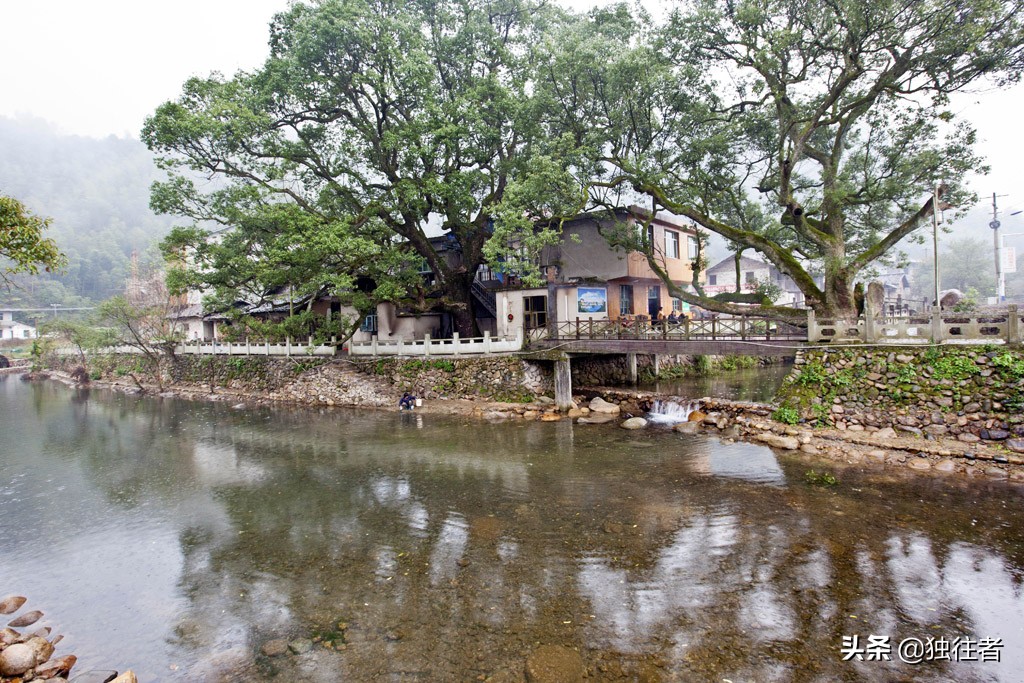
[2,377,1024,682]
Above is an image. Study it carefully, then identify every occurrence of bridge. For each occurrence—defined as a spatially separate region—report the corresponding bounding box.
[530,316,805,356]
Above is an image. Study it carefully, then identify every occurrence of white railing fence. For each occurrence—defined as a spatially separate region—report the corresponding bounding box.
[808,305,1023,344]
[348,330,523,356]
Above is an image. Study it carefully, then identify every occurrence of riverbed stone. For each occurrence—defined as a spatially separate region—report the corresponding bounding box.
[577,415,614,425]
[261,639,290,657]
[673,421,700,435]
[109,672,139,683]
[525,645,585,683]
[985,467,1008,478]
[620,417,648,430]
[289,638,314,655]
[539,413,562,422]
[0,643,36,676]
[1005,438,1024,453]
[589,397,620,415]
[754,433,799,450]
[934,459,957,473]
[908,458,931,471]
[873,427,897,440]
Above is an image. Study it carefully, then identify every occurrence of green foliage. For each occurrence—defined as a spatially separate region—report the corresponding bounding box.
[144,0,564,335]
[992,352,1024,379]
[793,361,828,387]
[811,401,833,427]
[491,388,535,403]
[693,355,712,376]
[926,351,979,381]
[771,405,800,425]
[952,287,981,312]
[717,355,757,371]
[804,470,838,487]
[529,0,1024,317]
[0,194,66,285]
[753,277,783,305]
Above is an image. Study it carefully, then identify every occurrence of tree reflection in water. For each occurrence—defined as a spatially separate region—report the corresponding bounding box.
[1,377,1022,682]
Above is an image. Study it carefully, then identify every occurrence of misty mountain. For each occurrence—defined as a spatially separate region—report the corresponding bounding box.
[0,116,175,308]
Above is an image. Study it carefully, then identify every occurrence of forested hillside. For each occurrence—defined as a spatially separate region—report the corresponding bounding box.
[0,117,174,310]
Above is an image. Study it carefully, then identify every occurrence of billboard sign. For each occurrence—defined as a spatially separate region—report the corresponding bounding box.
[577,287,607,313]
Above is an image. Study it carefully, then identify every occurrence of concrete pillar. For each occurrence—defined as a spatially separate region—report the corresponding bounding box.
[653,354,660,377]
[627,352,638,385]
[931,309,943,344]
[1009,304,1019,343]
[554,355,573,411]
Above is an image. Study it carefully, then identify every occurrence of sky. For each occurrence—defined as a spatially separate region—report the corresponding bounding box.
[3,0,1023,221]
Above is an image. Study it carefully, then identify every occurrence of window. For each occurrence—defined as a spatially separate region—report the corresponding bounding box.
[619,285,634,316]
[23,329,30,338]
[360,314,378,333]
[665,230,679,259]
[671,297,683,313]
[688,237,699,259]
[745,271,756,285]
[709,274,717,286]
[523,295,547,329]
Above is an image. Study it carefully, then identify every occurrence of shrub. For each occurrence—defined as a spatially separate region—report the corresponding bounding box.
[772,405,800,425]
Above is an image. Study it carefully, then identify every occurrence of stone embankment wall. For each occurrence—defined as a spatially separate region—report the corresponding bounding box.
[42,352,552,407]
[365,356,550,400]
[776,347,1024,454]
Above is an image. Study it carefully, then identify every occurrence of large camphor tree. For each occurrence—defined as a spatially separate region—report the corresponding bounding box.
[144,0,561,336]
[0,195,65,286]
[528,0,1024,318]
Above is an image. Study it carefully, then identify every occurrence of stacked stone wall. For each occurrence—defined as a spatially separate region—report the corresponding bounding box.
[776,347,1024,453]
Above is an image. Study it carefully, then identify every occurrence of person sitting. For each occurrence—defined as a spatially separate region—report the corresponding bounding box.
[399,392,416,410]
[666,310,678,323]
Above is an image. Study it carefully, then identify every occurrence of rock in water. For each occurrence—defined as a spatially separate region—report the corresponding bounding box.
[0,595,26,614]
[34,654,78,679]
[8,609,43,627]
[620,417,648,430]
[0,643,37,677]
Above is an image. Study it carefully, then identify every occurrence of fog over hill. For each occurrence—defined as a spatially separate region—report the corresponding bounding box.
[0,116,174,312]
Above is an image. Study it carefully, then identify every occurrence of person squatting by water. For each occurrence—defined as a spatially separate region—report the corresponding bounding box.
[399,392,416,410]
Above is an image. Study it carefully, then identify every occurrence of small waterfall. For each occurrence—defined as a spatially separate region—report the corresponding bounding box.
[646,399,699,425]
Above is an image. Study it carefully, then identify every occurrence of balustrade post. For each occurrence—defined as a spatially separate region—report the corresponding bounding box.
[452,332,459,356]
[484,331,492,353]
[740,317,747,341]
[807,310,818,343]
[1009,305,1020,344]
[287,337,292,356]
[246,337,251,356]
[424,334,431,356]
[371,335,378,356]
[575,317,580,340]
[931,309,943,343]
[588,318,593,339]
[396,336,403,356]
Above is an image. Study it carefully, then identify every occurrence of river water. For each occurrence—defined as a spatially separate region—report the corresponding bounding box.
[2,376,1023,682]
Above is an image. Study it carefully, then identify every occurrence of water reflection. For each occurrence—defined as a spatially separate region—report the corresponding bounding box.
[642,362,793,402]
[1,376,1023,681]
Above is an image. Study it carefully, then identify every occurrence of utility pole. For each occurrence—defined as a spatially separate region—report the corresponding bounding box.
[933,184,941,310]
[991,192,1005,302]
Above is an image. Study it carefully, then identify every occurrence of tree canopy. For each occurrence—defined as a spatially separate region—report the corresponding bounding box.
[0,194,66,286]
[144,0,563,335]
[519,0,1024,317]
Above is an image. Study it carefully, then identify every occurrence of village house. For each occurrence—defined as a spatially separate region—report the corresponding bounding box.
[0,311,37,341]
[176,207,703,344]
[703,255,807,307]
[495,207,704,337]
